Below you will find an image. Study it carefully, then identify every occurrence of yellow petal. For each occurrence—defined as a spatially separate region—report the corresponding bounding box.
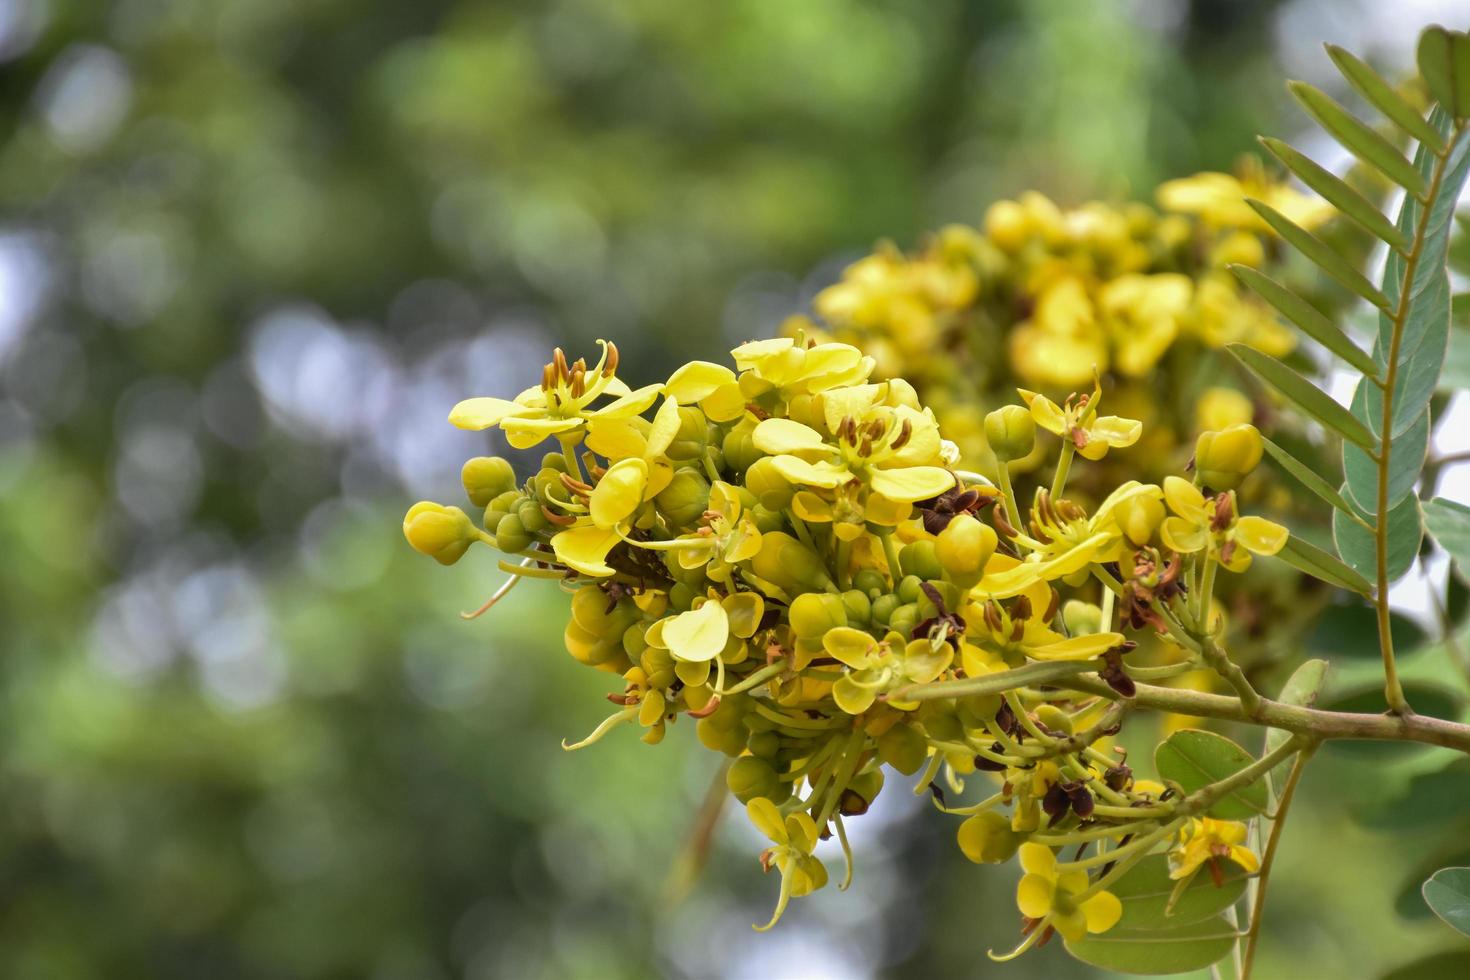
[1052,907,1089,942]
[662,600,729,662]
[770,455,852,489]
[589,458,648,528]
[664,361,736,403]
[832,674,879,714]
[1228,844,1261,874]
[820,383,883,434]
[1163,475,1206,516]
[701,383,748,423]
[792,490,834,523]
[731,337,793,371]
[901,641,953,684]
[588,383,662,419]
[503,416,583,450]
[722,592,765,639]
[1160,516,1208,554]
[1018,842,1057,876]
[746,797,786,844]
[1018,389,1067,436]
[1026,632,1125,661]
[585,417,649,459]
[1016,873,1055,919]
[550,524,621,577]
[448,396,536,430]
[753,417,828,455]
[785,811,819,854]
[1081,890,1123,934]
[823,626,878,668]
[638,689,665,728]
[1236,516,1288,556]
[1090,414,1142,449]
[867,465,955,503]
[644,395,682,459]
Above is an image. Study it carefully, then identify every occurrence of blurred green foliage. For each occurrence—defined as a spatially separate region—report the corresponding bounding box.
[2,0,1466,977]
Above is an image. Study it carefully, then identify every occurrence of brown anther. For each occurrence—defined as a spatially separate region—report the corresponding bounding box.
[559,471,594,497]
[858,437,873,457]
[1219,539,1237,567]
[890,418,913,450]
[992,506,1019,539]
[686,696,722,719]
[983,601,1005,634]
[1011,595,1033,621]
[1210,492,1235,532]
[541,504,577,527]
[541,362,555,391]
[1010,619,1025,642]
[572,357,586,373]
[1070,426,1090,450]
[553,347,569,382]
[1043,587,1060,623]
[603,341,619,377]
[570,366,586,399]
[606,693,636,705]
[746,403,771,421]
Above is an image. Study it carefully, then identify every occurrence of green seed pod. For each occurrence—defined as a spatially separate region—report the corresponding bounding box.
[788,592,848,639]
[985,405,1037,462]
[1194,423,1264,491]
[461,456,518,508]
[957,810,1022,864]
[744,457,794,511]
[852,568,887,598]
[727,756,783,803]
[493,512,532,554]
[655,468,711,528]
[516,498,548,532]
[878,723,928,775]
[887,602,919,640]
[840,589,871,626]
[746,730,781,759]
[900,540,944,582]
[897,574,923,605]
[870,593,900,627]
[935,514,998,589]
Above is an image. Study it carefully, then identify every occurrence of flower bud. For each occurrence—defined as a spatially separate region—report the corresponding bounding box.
[1114,491,1165,547]
[788,593,847,640]
[984,405,1036,463]
[1061,600,1102,637]
[1196,386,1253,433]
[727,756,783,804]
[744,457,794,511]
[403,502,478,565]
[841,770,885,815]
[840,589,871,626]
[878,723,928,775]
[1033,703,1074,736]
[494,512,533,553]
[935,514,998,589]
[655,468,711,528]
[667,406,710,461]
[899,540,944,582]
[852,568,887,598]
[1195,423,1263,491]
[957,810,1022,864]
[746,730,780,759]
[887,602,919,640]
[721,418,762,474]
[751,531,829,593]
[983,199,1030,252]
[461,456,518,508]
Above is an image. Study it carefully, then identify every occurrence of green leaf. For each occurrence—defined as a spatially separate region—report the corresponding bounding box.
[1306,602,1426,660]
[1265,658,1327,782]
[1289,80,1427,196]
[1326,44,1446,151]
[1442,308,1470,392]
[1417,26,1470,119]
[1425,498,1470,574]
[1155,729,1268,819]
[1109,854,1249,931]
[1064,915,1236,976]
[1262,436,1357,518]
[1276,531,1373,595]
[1423,867,1470,937]
[1247,200,1391,310]
[1382,951,1470,980]
[1228,344,1375,449]
[1231,265,1378,375]
[1355,759,1470,830]
[1258,136,1406,247]
[1359,269,1452,439]
[1333,489,1421,583]
[1342,394,1428,511]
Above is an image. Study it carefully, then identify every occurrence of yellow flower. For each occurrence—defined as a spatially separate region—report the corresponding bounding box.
[1014,842,1123,943]
[448,341,660,450]
[1019,381,1141,462]
[751,383,955,506]
[1008,277,1108,389]
[965,586,1128,669]
[1195,386,1254,433]
[674,481,763,580]
[1157,160,1332,234]
[1187,272,1295,357]
[1098,273,1192,377]
[822,627,954,714]
[747,798,829,930]
[1168,817,1260,882]
[1159,477,1287,572]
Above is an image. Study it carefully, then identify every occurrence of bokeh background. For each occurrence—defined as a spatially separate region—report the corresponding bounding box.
[3,0,1470,977]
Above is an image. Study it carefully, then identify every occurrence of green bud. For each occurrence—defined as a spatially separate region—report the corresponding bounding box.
[985,405,1036,462]
[1114,493,1165,547]
[957,811,1022,864]
[721,418,762,474]
[482,506,509,532]
[935,514,998,589]
[494,512,532,553]
[744,457,794,510]
[870,593,900,627]
[748,504,785,534]
[897,575,923,604]
[516,498,548,532]
[542,451,570,473]
[1195,423,1263,491]
[639,646,677,688]
[840,589,872,626]
[669,582,698,612]
[877,723,928,775]
[461,456,518,508]
[667,406,710,461]
[900,541,944,582]
[788,592,848,639]
[1061,599,1102,636]
[841,770,885,815]
[655,468,711,528]
[888,602,919,640]
[917,580,960,621]
[1034,703,1074,735]
[852,568,887,598]
[727,756,783,803]
[746,730,781,758]
[697,717,747,756]
[752,532,830,593]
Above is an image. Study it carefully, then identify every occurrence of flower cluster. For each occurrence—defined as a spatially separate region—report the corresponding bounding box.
[405,336,1288,956]
[793,162,1331,479]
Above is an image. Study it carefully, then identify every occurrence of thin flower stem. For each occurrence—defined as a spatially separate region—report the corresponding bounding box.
[1050,441,1076,499]
[1240,746,1314,980]
[1071,818,1188,901]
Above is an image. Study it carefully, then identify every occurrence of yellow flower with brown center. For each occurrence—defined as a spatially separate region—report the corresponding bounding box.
[1168,817,1260,884]
[1019,381,1142,462]
[1005,842,1122,950]
[1159,476,1287,572]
